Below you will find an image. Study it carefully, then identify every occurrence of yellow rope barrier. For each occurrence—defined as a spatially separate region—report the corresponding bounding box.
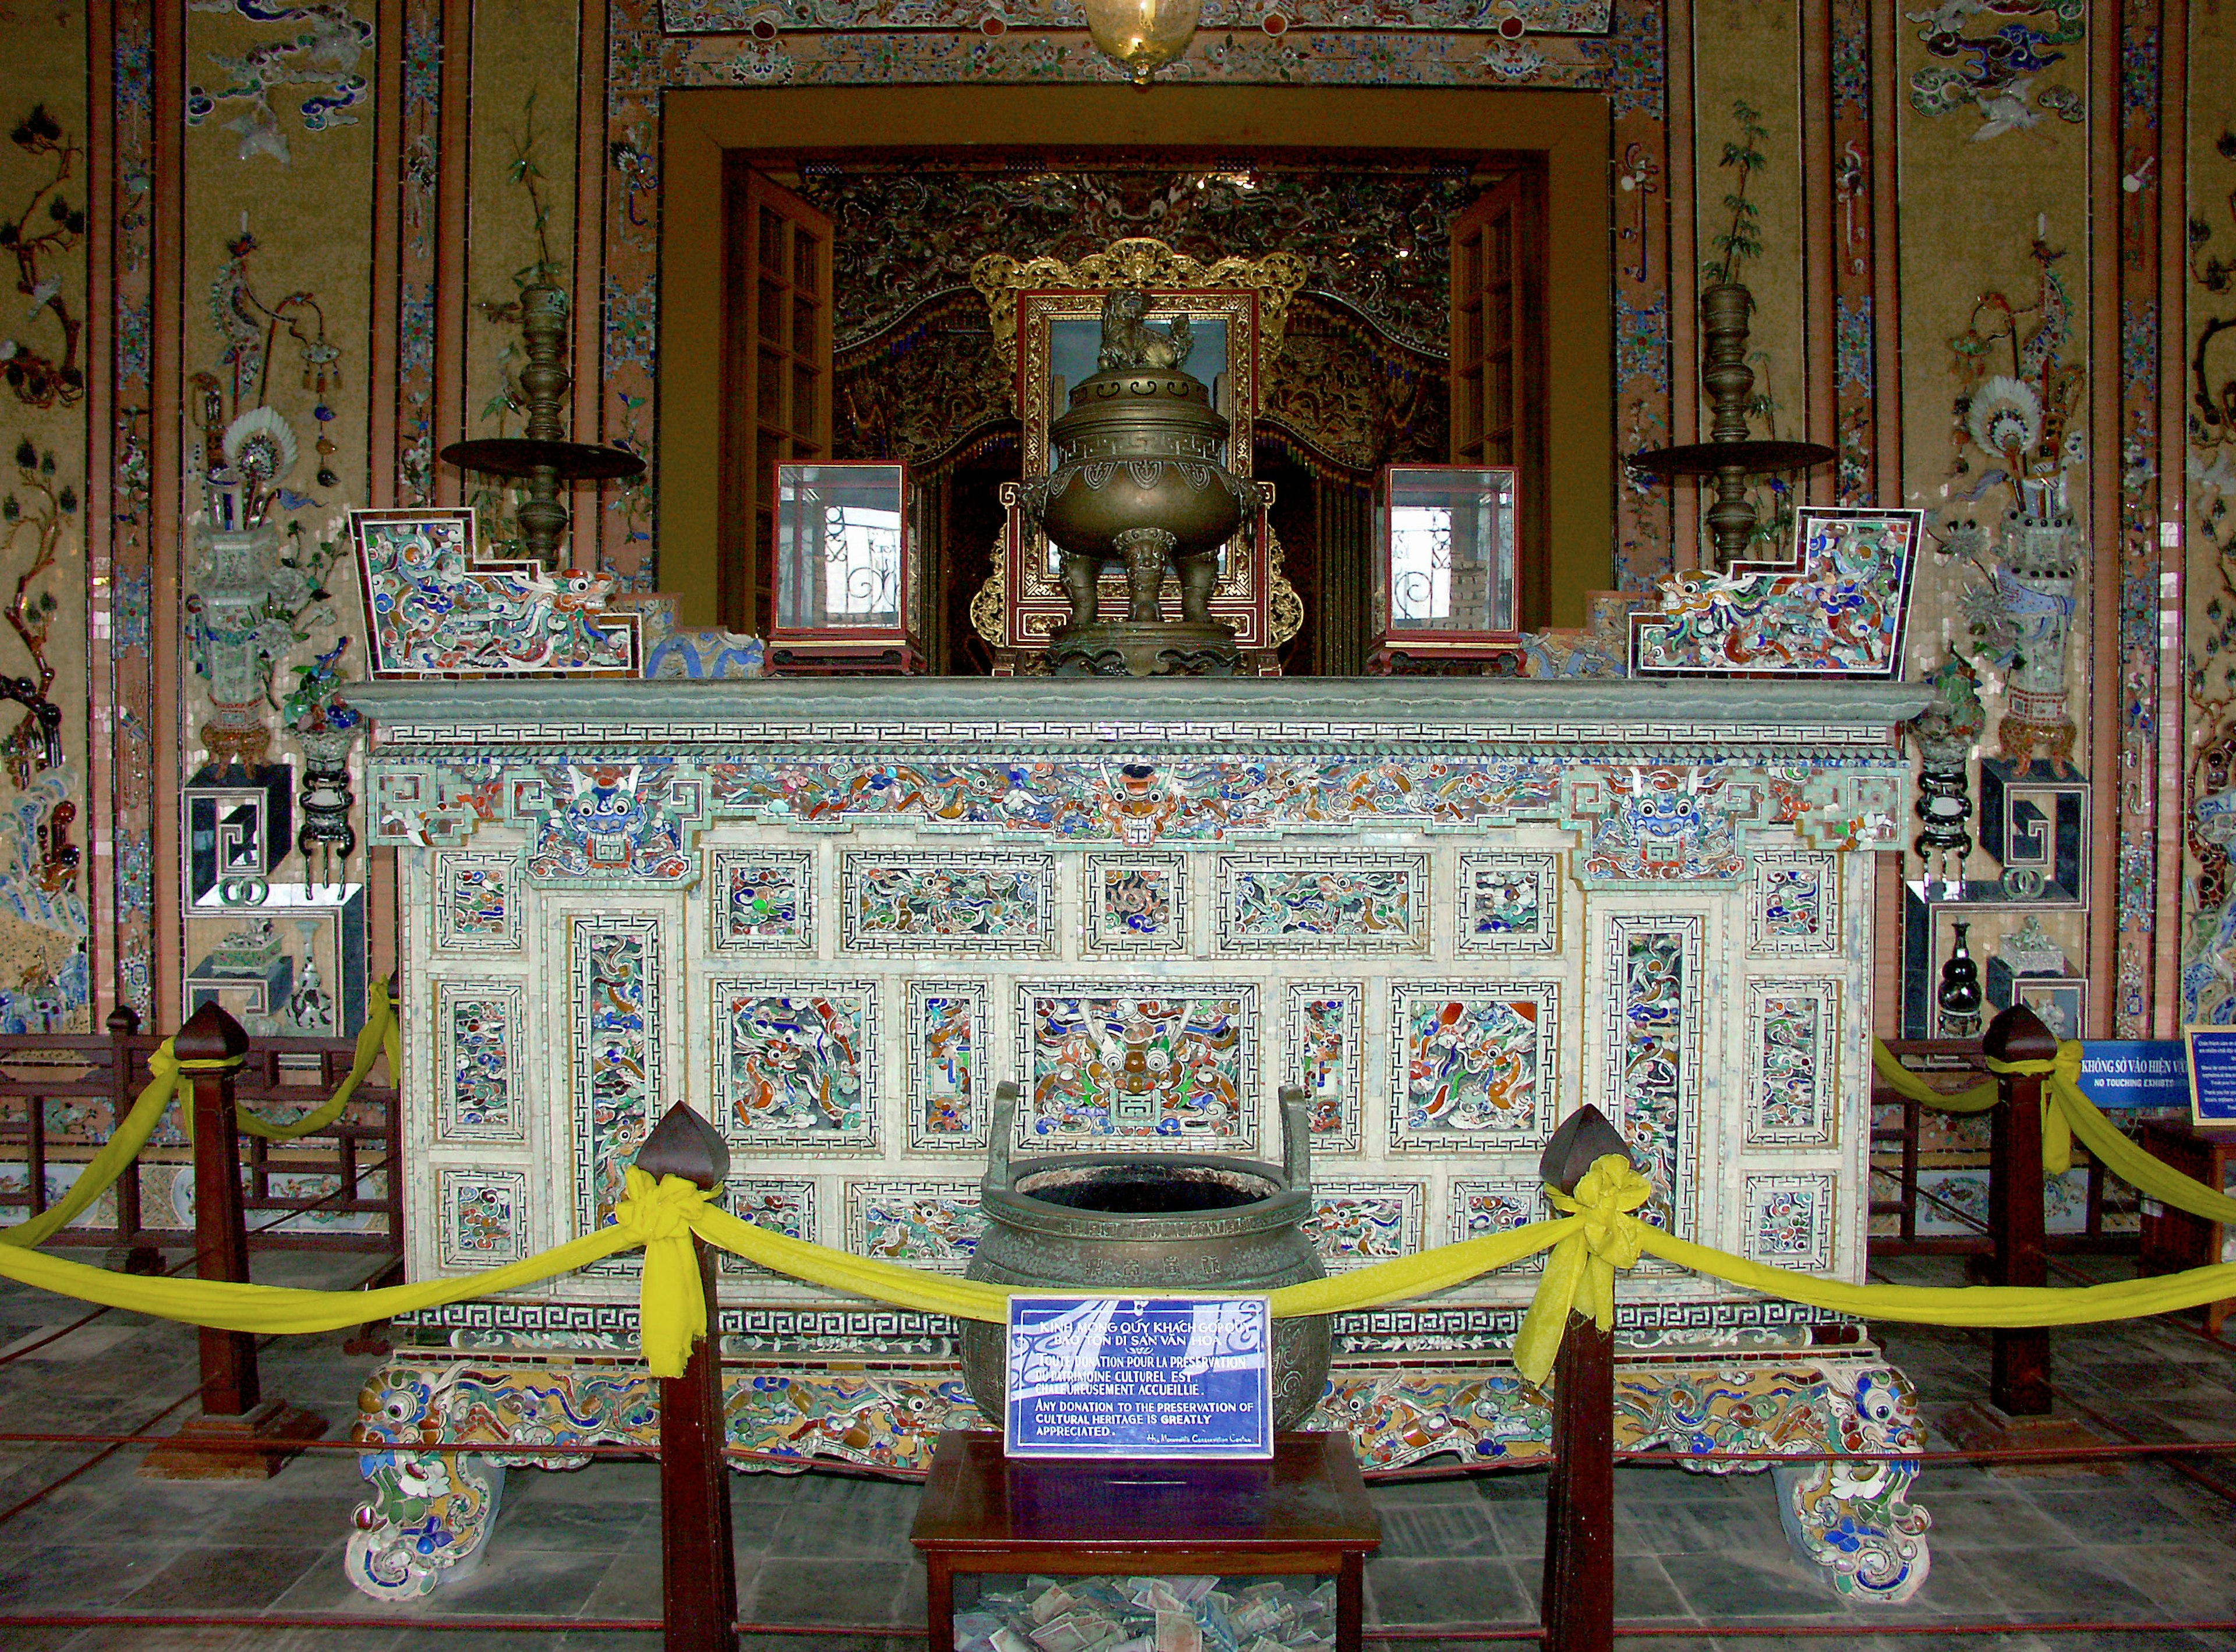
[0,980,398,1248]
[3,1023,2233,1386]
[1871,1035,2236,1227]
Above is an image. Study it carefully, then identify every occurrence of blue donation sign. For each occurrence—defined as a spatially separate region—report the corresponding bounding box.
[2187,1028,2236,1126]
[1005,1295,1273,1461]
[2076,1041,2191,1111]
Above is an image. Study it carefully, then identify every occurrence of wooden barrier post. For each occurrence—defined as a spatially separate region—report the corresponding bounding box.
[1538,1105,1628,1652]
[1983,1003,2054,1416]
[141,1003,327,1480]
[636,1103,738,1652]
[1941,1004,2114,1471]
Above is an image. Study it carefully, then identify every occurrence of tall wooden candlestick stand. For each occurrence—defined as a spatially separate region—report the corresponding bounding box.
[440,283,645,568]
[1630,282,1834,569]
[141,1003,328,1480]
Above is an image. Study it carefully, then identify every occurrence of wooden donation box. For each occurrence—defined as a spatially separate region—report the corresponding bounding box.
[345,673,1942,1606]
[912,1431,1379,1652]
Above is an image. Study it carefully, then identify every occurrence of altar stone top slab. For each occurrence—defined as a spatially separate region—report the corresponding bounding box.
[348,675,1929,754]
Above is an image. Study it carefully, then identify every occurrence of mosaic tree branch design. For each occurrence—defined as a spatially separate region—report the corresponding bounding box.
[0,106,86,409]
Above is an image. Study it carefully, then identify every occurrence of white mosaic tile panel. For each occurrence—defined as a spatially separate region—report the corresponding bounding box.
[433,851,523,952]
[709,977,879,1154]
[845,1179,984,1275]
[1601,913,1704,1238]
[838,851,1055,956]
[1016,981,1258,1152]
[1303,1180,1424,1271]
[437,1168,530,1268]
[434,981,526,1145]
[1215,852,1431,956]
[1455,852,1563,956]
[1284,981,1363,1153]
[706,847,816,953]
[1745,979,1838,1148]
[719,1177,819,1278]
[1388,981,1560,1149]
[1747,851,1841,957]
[567,912,664,1256]
[904,979,990,1152]
[1081,851,1191,954]
[1741,1172,1836,1272]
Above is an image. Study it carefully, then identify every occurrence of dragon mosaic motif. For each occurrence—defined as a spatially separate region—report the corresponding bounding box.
[347,1354,1927,1603]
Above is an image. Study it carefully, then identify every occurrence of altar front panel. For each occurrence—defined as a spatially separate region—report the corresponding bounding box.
[361,678,1920,1349]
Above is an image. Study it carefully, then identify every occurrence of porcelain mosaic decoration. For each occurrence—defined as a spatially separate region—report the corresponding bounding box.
[1389,982,1558,1149]
[1215,852,1430,955]
[1020,981,1257,1149]
[434,982,525,1145]
[1628,508,1923,679]
[433,851,524,953]
[905,979,989,1151]
[1284,981,1363,1152]
[707,848,816,952]
[345,1352,1927,1604]
[1456,852,1563,955]
[1747,851,1840,957]
[350,508,641,678]
[840,851,1055,955]
[355,675,1922,1603]
[712,978,879,1151]
[1081,851,1190,954]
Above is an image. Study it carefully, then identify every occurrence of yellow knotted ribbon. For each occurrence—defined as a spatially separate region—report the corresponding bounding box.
[1984,1042,2079,1176]
[1511,1153,1654,1386]
[615,1168,719,1379]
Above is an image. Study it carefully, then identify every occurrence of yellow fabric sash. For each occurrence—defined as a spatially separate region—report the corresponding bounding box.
[1872,1036,2236,1227]
[1,981,398,1248]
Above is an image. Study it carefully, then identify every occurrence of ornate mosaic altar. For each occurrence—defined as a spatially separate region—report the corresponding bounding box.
[346,675,1933,1602]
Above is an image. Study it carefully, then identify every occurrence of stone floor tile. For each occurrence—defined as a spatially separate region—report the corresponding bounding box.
[1375,1501,1505,1558]
[1364,1556,1532,1625]
[399,1547,618,1620]
[1655,1547,1849,1622]
[740,1557,912,1625]
[120,1543,332,1612]
[0,1543,200,1610]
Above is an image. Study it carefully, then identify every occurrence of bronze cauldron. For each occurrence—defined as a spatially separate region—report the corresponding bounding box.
[958,1085,1331,1430]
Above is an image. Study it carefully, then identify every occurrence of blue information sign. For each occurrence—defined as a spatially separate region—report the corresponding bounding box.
[1004,1295,1273,1461]
[2075,1041,2191,1111]
[2187,1028,2236,1126]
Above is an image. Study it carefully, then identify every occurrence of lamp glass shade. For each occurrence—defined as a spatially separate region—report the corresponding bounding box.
[1082,0,1201,83]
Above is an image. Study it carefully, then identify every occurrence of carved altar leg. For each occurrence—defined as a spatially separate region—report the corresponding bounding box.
[346,1448,507,1600]
[1772,1362,1933,1603]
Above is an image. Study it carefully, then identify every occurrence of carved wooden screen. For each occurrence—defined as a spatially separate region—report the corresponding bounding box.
[721,165,834,634]
[1449,169,1549,628]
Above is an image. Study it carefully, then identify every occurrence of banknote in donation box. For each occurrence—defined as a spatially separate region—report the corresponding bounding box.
[1004,1295,1273,1460]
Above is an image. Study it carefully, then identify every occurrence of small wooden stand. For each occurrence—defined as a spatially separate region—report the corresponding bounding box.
[910,1431,1380,1652]
[2136,1119,2236,1336]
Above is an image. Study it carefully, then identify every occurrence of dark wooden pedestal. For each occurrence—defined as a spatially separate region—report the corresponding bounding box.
[910,1431,1381,1652]
[2137,1120,2236,1336]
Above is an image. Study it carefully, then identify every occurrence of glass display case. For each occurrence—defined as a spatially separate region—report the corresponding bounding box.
[767,460,926,674]
[1368,464,1521,673]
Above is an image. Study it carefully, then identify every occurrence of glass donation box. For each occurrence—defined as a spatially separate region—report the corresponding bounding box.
[768,459,927,674]
[1368,464,1521,673]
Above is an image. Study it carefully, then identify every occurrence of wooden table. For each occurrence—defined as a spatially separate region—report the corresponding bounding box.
[909,1430,1381,1652]
[2136,1119,2236,1335]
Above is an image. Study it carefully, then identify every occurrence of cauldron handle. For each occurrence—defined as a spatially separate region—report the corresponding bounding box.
[1278,1085,1312,1195]
[984,1080,1019,1194]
